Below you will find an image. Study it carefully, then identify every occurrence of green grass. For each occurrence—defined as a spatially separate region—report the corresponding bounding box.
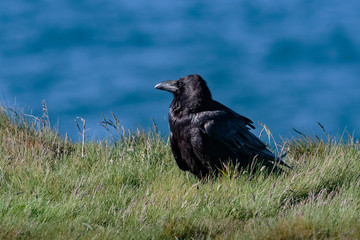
[0,106,360,239]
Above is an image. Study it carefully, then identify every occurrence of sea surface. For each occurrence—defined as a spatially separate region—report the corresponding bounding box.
[1,0,360,141]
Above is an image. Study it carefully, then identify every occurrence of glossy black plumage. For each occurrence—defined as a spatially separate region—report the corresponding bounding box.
[155,74,290,178]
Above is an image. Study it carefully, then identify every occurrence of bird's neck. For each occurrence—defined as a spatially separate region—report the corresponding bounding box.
[170,97,213,117]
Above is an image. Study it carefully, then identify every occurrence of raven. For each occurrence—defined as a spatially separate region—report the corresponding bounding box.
[155,74,290,178]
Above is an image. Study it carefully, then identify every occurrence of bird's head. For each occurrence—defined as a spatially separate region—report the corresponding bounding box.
[155,74,212,111]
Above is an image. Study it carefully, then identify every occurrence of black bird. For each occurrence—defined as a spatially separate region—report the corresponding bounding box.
[155,74,290,178]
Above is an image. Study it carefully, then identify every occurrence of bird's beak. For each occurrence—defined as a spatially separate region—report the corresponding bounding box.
[154,80,178,93]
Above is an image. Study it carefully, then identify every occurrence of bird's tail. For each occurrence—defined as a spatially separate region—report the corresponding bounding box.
[274,156,292,169]
[261,148,292,169]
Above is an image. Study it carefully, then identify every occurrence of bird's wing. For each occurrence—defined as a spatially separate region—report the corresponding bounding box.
[195,111,276,164]
[209,116,266,153]
[199,112,291,168]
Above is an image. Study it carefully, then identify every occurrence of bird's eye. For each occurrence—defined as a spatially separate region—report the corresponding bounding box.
[178,82,184,88]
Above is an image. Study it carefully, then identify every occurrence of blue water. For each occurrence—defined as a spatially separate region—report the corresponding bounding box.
[1,0,360,141]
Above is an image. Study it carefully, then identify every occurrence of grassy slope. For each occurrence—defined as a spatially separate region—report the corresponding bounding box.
[0,108,360,239]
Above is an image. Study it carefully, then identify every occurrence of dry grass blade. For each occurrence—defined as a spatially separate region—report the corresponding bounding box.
[75,116,88,158]
[317,121,328,140]
[41,100,50,128]
[293,128,307,138]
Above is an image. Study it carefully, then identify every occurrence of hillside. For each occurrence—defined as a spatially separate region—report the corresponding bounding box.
[0,107,359,239]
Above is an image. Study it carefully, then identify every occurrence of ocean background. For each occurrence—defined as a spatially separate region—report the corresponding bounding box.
[1,0,360,141]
